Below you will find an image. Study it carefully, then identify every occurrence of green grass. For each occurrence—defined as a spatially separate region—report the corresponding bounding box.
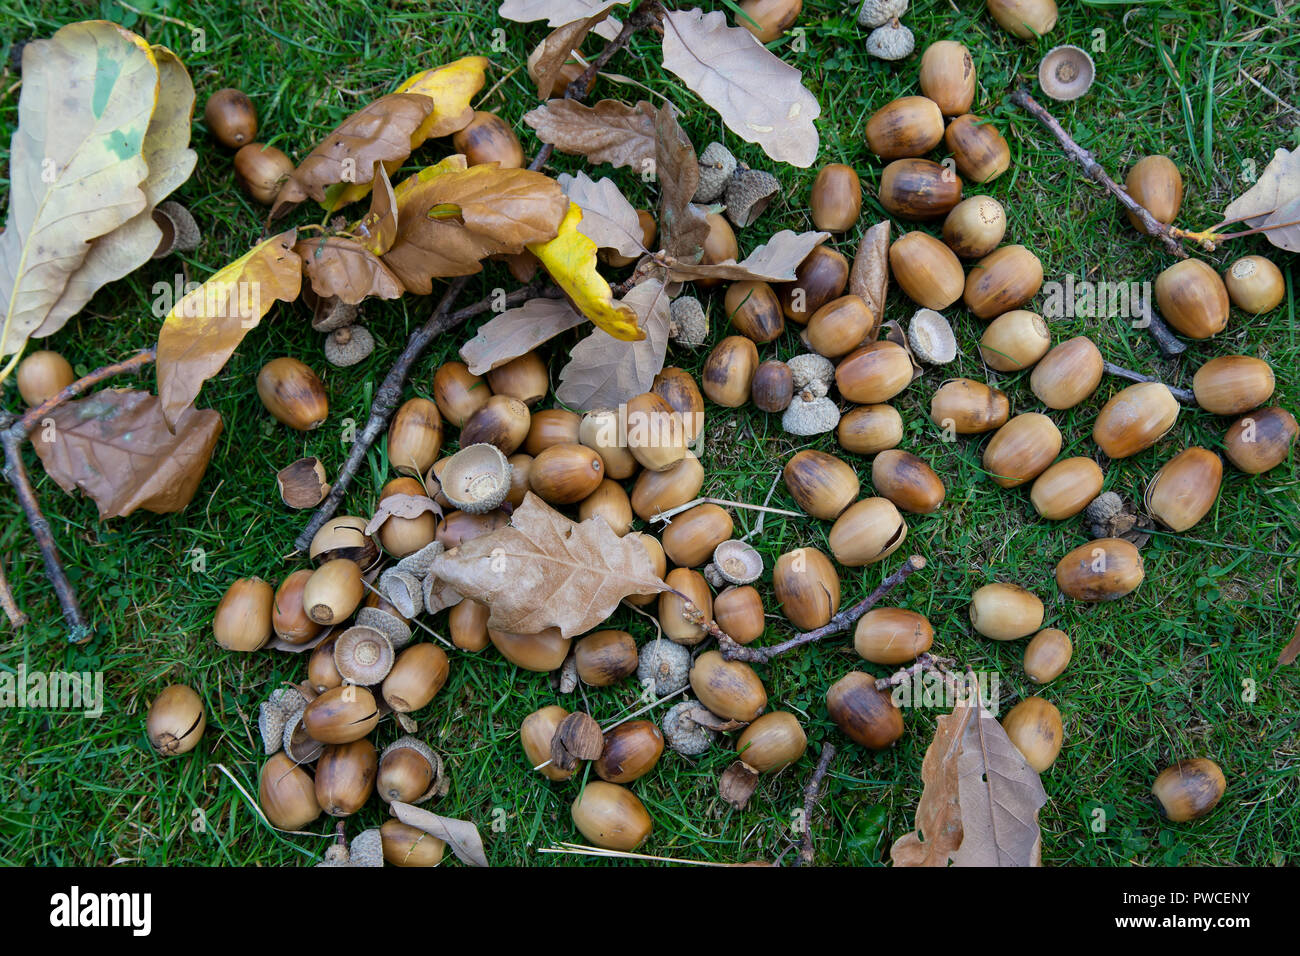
[1,0,1297,867]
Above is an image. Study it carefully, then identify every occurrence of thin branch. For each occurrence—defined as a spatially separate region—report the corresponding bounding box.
[0,559,26,628]
[649,496,803,524]
[796,744,836,867]
[1103,361,1194,403]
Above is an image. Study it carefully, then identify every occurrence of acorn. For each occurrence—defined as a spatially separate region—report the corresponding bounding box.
[259,753,320,829]
[826,671,904,749]
[964,245,1043,319]
[835,341,914,404]
[652,367,706,443]
[1055,538,1145,602]
[1124,155,1182,233]
[945,114,1010,183]
[147,685,206,755]
[433,361,491,427]
[838,403,904,454]
[942,195,1007,259]
[854,608,933,665]
[234,143,292,205]
[736,711,806,772]
[986,0,1058,40]
[309,636,343,694]
[522,705,574,781]
[302,558,364,626]
[449,598,491,651]
[205,88,257,148]
[488,627,569,671]
[1023,628,1072,683]
[383,643,450,712]
[752,360,795,412]
[625,533,667,607]
[529,442,605,504]
[1223,406,1298,474]
[1030,336,1104,409]
[690,650,767,722]
[1154,259,1230,339]
[660,568,713,646]
[983,413,1062,488]
[377,477,438,557]
[872,450,945,513]
[889,231,964,310]
[596,720,665,783]
[575,630,639,687]
[334,625,395,685]
[969,582,1044,640]
[381,818,446,866]
[778,245,850,322]
[524,408,581,456]
[697,213,740,287]
[1145,447,1222,531]
[878,158,963,220]
[624,392,688,471]
[1192,355,1274,416]
[810,163,862,232]
[738,0,802,42]
[578,479,634,535]
[302,685,380,743]
[377,737,443,804]
[806,294,876,359]
[1029,456,1104,520]
[866,96,945,160]
[1152,758,1226,822]
[315,739,377,817]
[461,395,531,454]
[387,397,443,476]
[773,547,840,628]
[503,454,533,509]
[702,335,760,408]
[783,449,860,520]
[1093,382,1180,458]
[930,378,1009,434]
[571,781,652,851]
[1223,255,1285,314]
[435,507,508,548]
[16,350,74,406]
[256,357,328,431]
[486,351,549,406]
[579,409,638,480]
[631,451,704,520]
[725,280,785,343]
[309,515,380,568]
[452,111,524,168]
[1002,696,1062,772]
[919,41,976,116]
[713,585,766,644]
[213,577,274,651]
[979,310,1050,371]
[661,503,733,567]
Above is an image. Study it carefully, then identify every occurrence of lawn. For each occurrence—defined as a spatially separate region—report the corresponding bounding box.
[0,0,1296,867]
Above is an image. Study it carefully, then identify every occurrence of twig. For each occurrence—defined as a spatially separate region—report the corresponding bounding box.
[872,653,957,692]
[539,842,733,866]
[796,744,836,866]
[649,496,803,524]
[1103,361,1194,403]
[11,347,157,433]
[0,559,26,628]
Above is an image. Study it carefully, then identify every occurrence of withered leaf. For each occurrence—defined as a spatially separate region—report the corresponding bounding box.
[655,104,711,262]
[719,761,760,810]
[1223,147,1300,228]
[296,236,405,305]
[1279,619,1300,667]
[850,219,891,337]
[660,8,821,168]
[459,296,586,375]
[523,98,657,171]
[354,162,399,256]
[891,685,1047,867]
[277,457,330,510]
[667,229,828,284]
[364,493,443,536]
[390,801,489,868]
[498,0,626,27]
[532,13,605,99]
[551,712,604,769]
[555,278,670,410]
[32,389,223,519]
[558,171,645,257]
[430,493,669,638]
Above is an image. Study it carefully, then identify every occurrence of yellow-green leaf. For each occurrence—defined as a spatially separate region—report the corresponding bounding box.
[527,204,641,341]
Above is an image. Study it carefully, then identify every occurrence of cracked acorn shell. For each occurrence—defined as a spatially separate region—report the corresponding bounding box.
[15,350,74,406]
[522,705,574,781]
[489,627,569,672]
[383,643,450,712]
[334,626,395,685]
[1029,456,1105,520]
[1023,628,1072,683]
[439,443,511,513]
[259,752,321,829]
[725,280,785,343]
[930,378,1009,434]
[810,163,862,232]
[1223,255,1285,314]
[866,96,945,160]
[919,40,975,116]
[486,351,548,406]
[214,577,274,652]
[579,409,638,480]
[578,479,634,536]
[529,442,605,504]
[1093,382,1180,459]
[652,367,706,443]
[257,357,328,431]
[631,451,704,520]
[942,195,1007,259]
[1055,537,1145,602]
[836,341,914,404]
[1002,696,1062,772]
[783,449,860,520]
[1145,447,1222,532]
[1223,406,1298,474]
[147,685,206,756]
[878,158,963,220]
[1124,155,1183,233]
[778,245,849,322]
[703,335,760,408]
[595,720,664,783]
[945,114,1010,183]
[575,630,639,687]
[987,0,1058,39]
[314,739,377,817]
[690,650,767,722]
[302,685,380,743]
[963,245,1043,319]
[524,408,581,455]
[309,515,379,568]
[661,503,734,567]
[826,671,904,749]
[736,711,806,773]
[774,548,840,629]
[1030,336,1104,409]
[983,413,1062,487]
[571,781,652,851]
[830,498,908,566]
[854,608,933,665]
[872,450,945,513]
[970,582,1044,640]
[979,310,1050,371]
[378,737,442,804]
[838,403,904,454]
[713,585,765,644]
[381,818,446,866]
[461,395,531,455]
[1152,758,1226,822]
[624,392,688,472]
[890,231,965,310]
[1192,355,1274,416]
[660,568,713,646]
[433,361,491,427]
[1154,259,1230,339]
[806,294,875,359]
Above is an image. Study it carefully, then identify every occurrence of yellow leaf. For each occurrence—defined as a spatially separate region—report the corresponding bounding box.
[527,204,641,341]
[395,56,490,145]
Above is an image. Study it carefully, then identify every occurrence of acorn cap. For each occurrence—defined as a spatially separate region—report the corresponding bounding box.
[857,0,909,28]
[669,296,709,346]
[713,539,763,585]
[637,639,692,697]
[334,625,396,685]
[439,444,512,514]
[866,20,915,60]
[1039,45,1095,102]
[310,295,360,332]
[150,201,201,259]
[379,567,424,620]
[277,457,330,509]
[348,828,383,867]
[788,353,835,393]
[282,706,324,763]
[324,325,375,367]
[662,699,719,755]
[703,562,727,588]
[725,168,781,227]
[258,700,288,755]
[908,308,957,364]
[381,736,446,803]
[395,540,445,579]
[694,142,737,203]
[355,605,413,650]
[719,760,760,809]
[782,393,841,436]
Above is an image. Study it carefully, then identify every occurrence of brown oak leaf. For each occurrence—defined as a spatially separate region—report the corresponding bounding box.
[555,278,670,410]
[531,12,607,99]
[850,219,891,337]
[523,98,657,171]
[498,0,626,27]
[390,801,488,867]
[296,236,405,305]
[667,229,828,284]
[655,104,711,263]
[459,296,586,375]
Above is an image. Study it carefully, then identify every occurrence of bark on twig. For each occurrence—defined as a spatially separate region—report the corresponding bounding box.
[0,559,27,628]
[796,743,836,867]
[1103,361,1194,403]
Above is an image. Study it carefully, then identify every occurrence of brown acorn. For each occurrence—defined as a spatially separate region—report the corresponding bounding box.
[1002,696,1062,772]
[1223,255,1285,314]
[854,608,933,665]
[826,671,904,749]
[256,357,328,431]
[579,409,638,480]
[713,585,766,644]
[702,335,760,408]
[522,705,574,781]
[381,818,446,866]
[806,294,875,358]
[1223,406,1298,474]
[1023,628,1072,683]
[1030,336,1104,409]
[595,720,664,783]
[449,598,491,651]
[783,449,860,520]
[1124,155,1183,233]
[309,636,343,693]
[889,231,965,310]
[574,629,639,687]
[979,310,1050,371]
[829,497,908,567]
[15,350,74,407]
[838,403,904,454]
[652,367,706,443]
[986,0,1058,39]
[773,547,840,629]
[234,143,292,205]
[871,449,945,513]
[488,627,569,672]
[736,711,806,772]
[930,378,1009,434]
[1191,355,1274,416]
[377,477,437,557]
[752,360,795,412]
[970,581,1043,640]
[433,361,491,427]
[388,397,443,476]
[659,568,712,646]
[631,451,704,520]
[983,413,1062,488]
[624,392,688,471]
[1154,259,1230,339]
[777,246,849,322]
[942,195,1007,258]
[578,479,634,536]
[377,738,442,804]
[571,781,652,851]
[524,408,581,456]
[383,643,450,712]
[1055,538,1145,602]
[1152,758,1226,822]
[452,111,524,168]
[866,96,945,160]
[737,0,803,42]
[272,569,323,645]
[314,739,377,817]
[1145,447,1222,531]
[205,88,257,148]
[1092,382,1179,458]
[147,685,207,756]
[461,395,531,454]
[725,281,785,343]
[486,351,549,406]
[529,443,605,504]
[259,752,320,829]
[689,650,767,722]
[919,40,976,116]
[435,507,508,549]
[810,163,862,232]
[963,245,1043,319]
[1029,456,1105,520]
[835,341,914,404]
[302,685,380,744]
[302,558,364,626]
[698,213,740,288]
[945,114,1010,183]
[213,577,274,651]
[661,503,733,568]
[878,158,963,220]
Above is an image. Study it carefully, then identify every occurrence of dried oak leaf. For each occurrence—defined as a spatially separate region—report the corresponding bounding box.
[353,161,399,256]
[390,801,489,867]
[297,236,405,305]
[364,493,443,536]
[523,98,657,171]
[555,278,670,410]
[499,0,627,27]
[532,13,606,99]
[558,171,646,258]
[1223,146,1300,251]
[667,229,828,284]
[1280,619,1300,667]
[32,389,223,519]
[655,104,712,263]
[850,219,891,336]
[382,157,569,293]
[660,8,821,168]
[459,296,586,375]
[891,685,1047,867]
[430,492,668,638]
